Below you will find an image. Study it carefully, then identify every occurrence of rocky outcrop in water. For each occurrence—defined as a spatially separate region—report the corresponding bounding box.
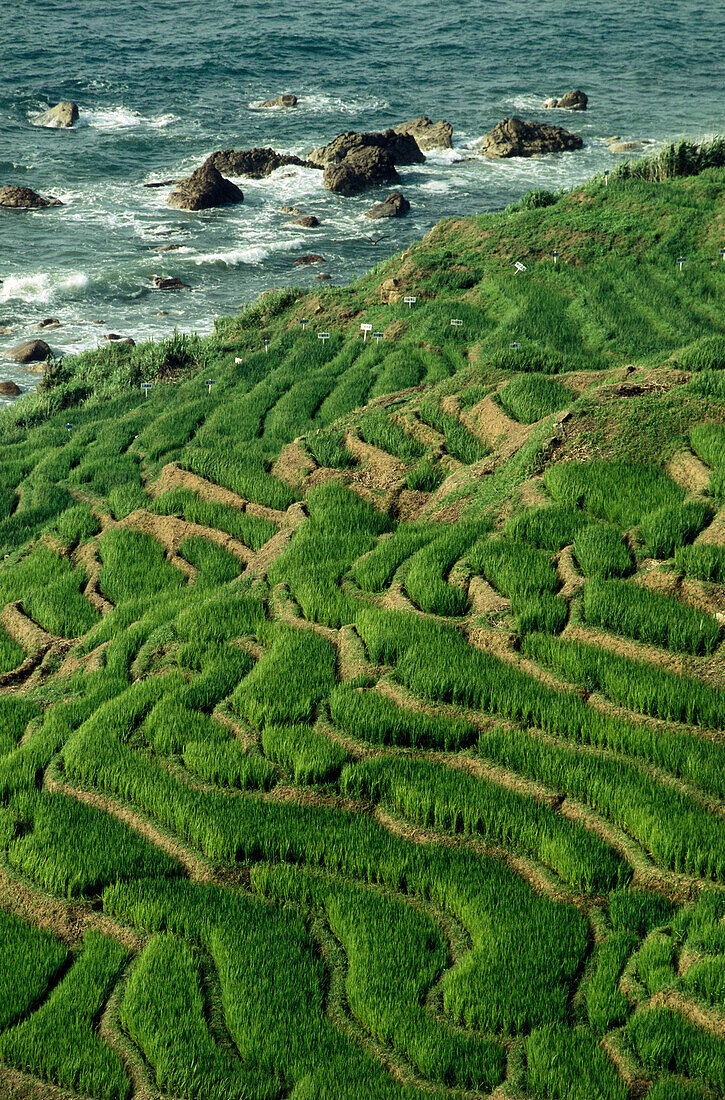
[207,148,317,178]
[323,147,400,195]
[478,117,583,158]
[167,162,244,210]
[290,215,320,227]
[0,381,22,395]
[542,90,588,110]
[309,129,424,168]
[294,254,326,265]
[365,191,410,219]
[0,186,62,208]
[34,101,79,127]
[259,94,297,108]
[151,276,190,289]
[4,339,52,363]
[394,116,453,150]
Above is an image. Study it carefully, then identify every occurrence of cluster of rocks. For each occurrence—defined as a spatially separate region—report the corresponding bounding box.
[207,147,314,178]
[258,94,297,108]
[0,185,62,208]
[477,117,583,158]
[167,161,244,211]
[542,89,588,111]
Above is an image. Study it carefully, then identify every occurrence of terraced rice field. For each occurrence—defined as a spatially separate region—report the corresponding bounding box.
[1,154,725,1100]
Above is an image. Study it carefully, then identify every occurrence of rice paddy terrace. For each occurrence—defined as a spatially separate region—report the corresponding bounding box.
[1,147,725,1100]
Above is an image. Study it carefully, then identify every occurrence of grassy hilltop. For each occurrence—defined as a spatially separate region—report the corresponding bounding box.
[0,142,725,1100]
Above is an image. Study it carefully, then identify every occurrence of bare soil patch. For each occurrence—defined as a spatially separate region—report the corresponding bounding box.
[667,450,712,495]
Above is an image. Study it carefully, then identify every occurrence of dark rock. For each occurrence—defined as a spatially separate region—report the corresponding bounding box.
[294,254,326,266]
[365,191,410,219]
[167,161,244,210]
[394,116,453,150]
[207,147,317,179]
[543,89,588,111]
[105,334,136,346]
[0,381,21,396]
[5,339,52,363]
[151,276,190,289]
[35,101,79,127]
[478,117,583,158]
[280,205,302,214]
[323,147,400,195]
[290,215,319,227]
[315,273,331,280]
[609,141,644,152]
[259,94,298,108]
[153,243,183,252]
[309,129,424,168]
[35,318,60,329]
[143,179,177,188]
[0,185,63,208]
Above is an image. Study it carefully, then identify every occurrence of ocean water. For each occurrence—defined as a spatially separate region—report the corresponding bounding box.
[1,0,723,402]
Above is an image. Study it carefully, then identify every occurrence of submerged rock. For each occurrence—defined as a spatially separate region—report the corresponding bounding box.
[259,94,298,108]
[609,141,644,152]
[151,276,190,289]
[35,318,60,329]
[0,185,62,208]
[290,215,320,227]
[394,116,453,150]
[167,161,244,210]
[0,381,22,395]
[365,191,410,219]
[542,90,588,110]
[34,101,79,127]
[207,147,317,178]
[294,254,326,265]
[4,339,52,363]
[478,117,583,158]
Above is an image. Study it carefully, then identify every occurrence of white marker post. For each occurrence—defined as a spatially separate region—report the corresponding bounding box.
[234,357,243,364]
[450,319,463,332]
[65,423,73,433]
[604,169,610,186]
[264,339,270,353]
[403,296,417,309]
[300,318,309,329]
[141,382,153,399]
[514,261,527,275]
[509,342,521,350]
[677,256,686,272]
[372,331,384,345]
[552,250,560,265]
[361,323,373,342]
[719,249,725,262]
[205,379,216,395]
[318,332,330,344]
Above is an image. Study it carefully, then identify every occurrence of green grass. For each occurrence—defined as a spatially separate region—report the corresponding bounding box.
[497,375,571,424]
[329,682,477,751]
[573,523,632,578]
[417,400,489,463]
[583,577,721,655]
[544,460,683,529]
[676,542,725,582]
[640,501,711,558]
[0,909,68,1030]
[151,487,276,549]
[99,528,186,605]
[232,626,338,727]
[261,723,347,784]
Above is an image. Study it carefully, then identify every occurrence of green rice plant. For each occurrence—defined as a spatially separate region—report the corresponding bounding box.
[70,451,142,498]
[175,591,266,647]
[357,410,424,462]
[479,726,725,881]
[0,626,24,673]
[675,543,725,582]
[689,372,725,401]
[183,741,277,791]
[305,427,356,469]
[329,683,476,750]
[640,501,711,558]
[0,931,130,1100]
[406,522,488,616]
[405,457,444,491]
[0,544,69,603]
[583,578,721,655]
[341,755,625,893]
[506,504,589,551]
[176,645,253,710]
[635,931,676,994]
[107,483,147,519]
[151,488,275,550]
[543,460,683,529]
[0,909,68,1029]
[135,397,208,460]
[417,401,489,463]
[143,695,228,756]
[232,626,337,727]
[676,334,725,372]
[0,697,39,756]
[178,535,244,588]
[512,591,568,634]
[370,348,427,397]
[261,723,347,784]
[585,931,638,1032]
[54,503,100,549]
[0,480,74,557]
[24,567,100,637]
[683,955,725,1006]
[355,606,453,665]
[268,483,392,627]
[8,789,179,897]
[625,1008,725,1092]
[99,527,186,605]
[179,445,297,511]
[316,350,379,424]
[608,888,675,936]
[497,375,571,424]
[120,935,277,1100]
[525,1025,628,1100]
[573,523,633,578]
[468,537,559,597]
[522,631,725,730]
[646,1081,710,1100]
[350,526,437,592]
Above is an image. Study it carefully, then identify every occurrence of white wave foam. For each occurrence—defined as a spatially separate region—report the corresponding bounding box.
[0,272,89,305]
[249,93,389,114]
[424,147,467,166]
[83,107,177,131]
[190,238,307,266]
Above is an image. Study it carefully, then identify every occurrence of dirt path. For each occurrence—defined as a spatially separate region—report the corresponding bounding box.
[248,501,308,575]
[468,577,510,616]
[697,505,725,547]
[464,395,532,459]
[338,623,377,682]
[556,546,585,599]
[119,509,255,566]
[1,600,58,655]
[75,540,113,616]
[272,439,316,489]
[648,989,725,1041]
[667,450,712,496]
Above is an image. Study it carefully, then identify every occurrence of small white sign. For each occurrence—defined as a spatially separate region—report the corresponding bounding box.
[372,332,384,342]
[450,319,463,327]
[360,323,373,341]
[514,261,527,273]
[404,296,417,306]
[318,332,330,341]
[509,342,521,349]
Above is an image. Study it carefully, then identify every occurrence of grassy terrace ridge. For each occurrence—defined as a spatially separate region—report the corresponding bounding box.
[0,141,724,1100]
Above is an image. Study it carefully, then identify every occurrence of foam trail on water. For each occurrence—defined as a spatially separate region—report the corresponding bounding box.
[0,273,89,305]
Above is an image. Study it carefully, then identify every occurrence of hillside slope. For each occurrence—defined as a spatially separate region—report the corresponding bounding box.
[0,148,724,1100]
